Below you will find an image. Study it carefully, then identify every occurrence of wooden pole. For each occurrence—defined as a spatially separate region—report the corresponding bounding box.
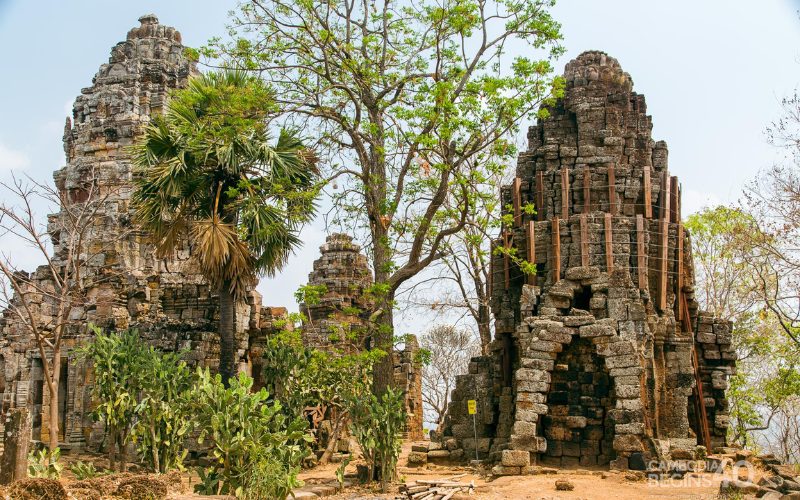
[583,167,591,214]
[677,224,684,321]
[552,218,561,282]
[608,165,616,214]
[580,213,589,267]
[670,175,679,223]
[503,232,511,290]
[527,221,536,285]
[661,172,671,221]
[684,295,713,450]
[536,171,544,222]
[643,168,652,218]
[561,168,570,217]
[604,213,614,272]
[636,215,647,290]
[659,218,669,311]
[513,177,522,227]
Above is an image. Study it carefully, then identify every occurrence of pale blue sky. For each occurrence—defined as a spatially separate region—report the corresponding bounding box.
[1,1,799,332]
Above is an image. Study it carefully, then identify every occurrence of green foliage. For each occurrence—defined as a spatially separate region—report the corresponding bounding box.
[77,326,143,458]
[294,284,328,308]
[132,70,321,296]
[345,387,406,492]
[130,347,194,473]
[335,455,352,492]
[77,326,193,473]
[190,369,310,498]
[69,461,103,480]
[263,328,382,413]
[28,447,62,479]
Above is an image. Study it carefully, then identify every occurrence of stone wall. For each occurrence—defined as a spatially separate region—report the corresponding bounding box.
[441,51,735,472]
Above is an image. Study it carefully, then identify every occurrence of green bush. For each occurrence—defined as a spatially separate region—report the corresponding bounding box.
[191,369,311,498]
[69,460,102,480]
[346,387,405,492]
[28,447,62,479]
[77,326,194,473]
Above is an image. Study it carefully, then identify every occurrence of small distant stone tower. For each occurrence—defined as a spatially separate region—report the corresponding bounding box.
[300,234,374,352]
[441,51,735,472]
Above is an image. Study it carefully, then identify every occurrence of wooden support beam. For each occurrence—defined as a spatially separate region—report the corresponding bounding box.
[552,218,561,282]
[643,168,652,218]
[536,171,544,221]
[677,224,684,321]
[583,167,591,214]
[527,221,536,285]
[661,172,671,221]
[670,175,679,223]
[636,215,647,290]
[659,218,669,311]
[608,165,616,214]
[503,232,511,290]
[604,213,613,272]
[488,240,495,292]
[684,294,713,450]
[561,168,570,217]
[580,214,589,267]
[513,177,522,227]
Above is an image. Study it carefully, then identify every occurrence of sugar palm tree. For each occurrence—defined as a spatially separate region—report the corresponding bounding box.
[132,70,319,384]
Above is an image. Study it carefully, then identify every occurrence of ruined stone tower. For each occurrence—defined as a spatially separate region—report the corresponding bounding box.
[300,234,374,352]
[442,51,735,471]
[0,15,281,448]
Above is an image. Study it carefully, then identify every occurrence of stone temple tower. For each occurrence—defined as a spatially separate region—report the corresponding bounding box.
[441,51,735,472]
[0,15,279,449]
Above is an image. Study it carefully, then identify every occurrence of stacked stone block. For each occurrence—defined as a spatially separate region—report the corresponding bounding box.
[441,51,736,471]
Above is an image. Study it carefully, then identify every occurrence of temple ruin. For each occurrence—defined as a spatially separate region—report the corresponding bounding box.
[440,51,735,472]
[0,15,424,451]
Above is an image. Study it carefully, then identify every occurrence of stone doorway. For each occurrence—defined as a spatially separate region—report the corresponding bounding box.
[541,338,616,467]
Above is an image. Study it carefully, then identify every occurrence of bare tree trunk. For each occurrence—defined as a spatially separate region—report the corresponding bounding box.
[118,430,127,472]
[218,279,237,386]
[372,304,394,396]
[46,352,60,452]
[108,424,117,471]
[319,412,345,465]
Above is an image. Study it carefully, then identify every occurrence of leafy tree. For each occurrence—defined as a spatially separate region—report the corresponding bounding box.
[132,70,320,384]
[420,324,479,429]
[206,0,564,394]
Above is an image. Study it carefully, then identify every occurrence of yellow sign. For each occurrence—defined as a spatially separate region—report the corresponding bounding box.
[467,400,477,415]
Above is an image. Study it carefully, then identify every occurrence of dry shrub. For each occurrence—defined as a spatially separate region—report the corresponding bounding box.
[8,478,68,500]
[114,475,168,499]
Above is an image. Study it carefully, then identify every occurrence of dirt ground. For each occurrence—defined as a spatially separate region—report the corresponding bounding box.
[295,442,730,500]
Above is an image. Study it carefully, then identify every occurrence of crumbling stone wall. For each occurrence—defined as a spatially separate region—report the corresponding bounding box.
[441,51,736,471]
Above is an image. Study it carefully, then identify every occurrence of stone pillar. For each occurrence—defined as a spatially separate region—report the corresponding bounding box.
[0,408,32,484]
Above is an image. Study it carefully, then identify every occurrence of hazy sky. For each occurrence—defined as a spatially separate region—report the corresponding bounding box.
[1,1,799,334]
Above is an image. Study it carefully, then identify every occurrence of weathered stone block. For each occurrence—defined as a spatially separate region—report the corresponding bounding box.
[502,449,531,467]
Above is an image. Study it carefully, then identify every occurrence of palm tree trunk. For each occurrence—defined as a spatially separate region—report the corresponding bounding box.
[218,279,237,386]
